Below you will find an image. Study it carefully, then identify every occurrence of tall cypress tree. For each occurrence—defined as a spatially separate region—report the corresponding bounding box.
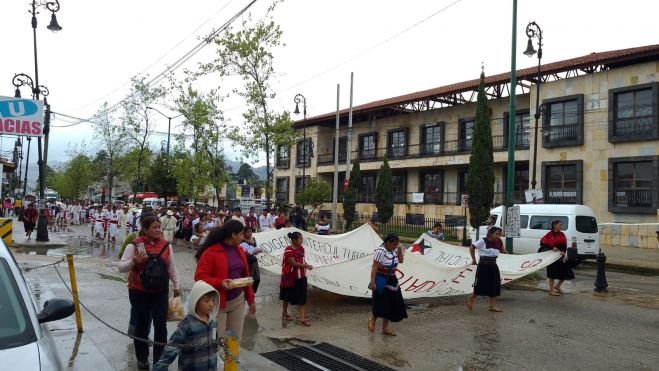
[466,70,495,238]
[375,158,394,224]
[343,159,361,229]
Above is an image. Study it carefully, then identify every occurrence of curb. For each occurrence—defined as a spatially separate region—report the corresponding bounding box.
[582,260,659,276]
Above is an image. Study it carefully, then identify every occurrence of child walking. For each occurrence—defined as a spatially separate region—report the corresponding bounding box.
[153,281,219,371]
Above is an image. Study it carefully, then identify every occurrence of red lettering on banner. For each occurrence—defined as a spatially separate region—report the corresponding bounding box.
[4,119,15,133]
[404,278,437,292]
[451,266,474,284]
[21,120,30,133]
[0,119,42,135]
[520,259,542,270]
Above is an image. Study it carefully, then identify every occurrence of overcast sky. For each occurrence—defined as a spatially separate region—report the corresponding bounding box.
[2,0,657,172]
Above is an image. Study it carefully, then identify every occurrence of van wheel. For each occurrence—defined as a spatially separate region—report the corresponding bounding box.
[569,259,581,268]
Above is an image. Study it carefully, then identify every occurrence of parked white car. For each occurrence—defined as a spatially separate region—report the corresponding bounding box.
[477,204,600,264]
[0,242,74,370]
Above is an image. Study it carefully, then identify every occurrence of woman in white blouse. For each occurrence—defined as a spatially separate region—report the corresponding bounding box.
[466,226,506,312]
[368,234,407,336]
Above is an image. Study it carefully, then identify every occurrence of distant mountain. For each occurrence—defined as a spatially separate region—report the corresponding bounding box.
[225,160,266,181]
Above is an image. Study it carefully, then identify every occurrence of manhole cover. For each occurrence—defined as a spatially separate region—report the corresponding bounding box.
[262,342,396,371]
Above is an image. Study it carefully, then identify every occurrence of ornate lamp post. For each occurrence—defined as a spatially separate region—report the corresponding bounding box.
[523,21,543,191]
[11,74,40,202]
[21,0,63,241]
[293,94,308,186]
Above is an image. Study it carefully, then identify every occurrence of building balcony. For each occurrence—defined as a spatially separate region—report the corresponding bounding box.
[543,123,580,146]
[611,115,656,141]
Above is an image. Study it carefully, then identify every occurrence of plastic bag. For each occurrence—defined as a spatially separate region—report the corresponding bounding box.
[167,296,184,322]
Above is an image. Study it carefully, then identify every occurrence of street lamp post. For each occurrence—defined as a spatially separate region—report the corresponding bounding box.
[523,21,543,190]
[146,107,183,156]
[21,0,62,242]
[293,94,307,187]
[12,74,40,203]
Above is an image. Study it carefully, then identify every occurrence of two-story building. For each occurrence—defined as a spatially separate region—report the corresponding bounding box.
[275,44,659,247]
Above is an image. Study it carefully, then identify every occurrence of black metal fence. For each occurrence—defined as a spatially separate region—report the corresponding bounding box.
[305,212,463,240]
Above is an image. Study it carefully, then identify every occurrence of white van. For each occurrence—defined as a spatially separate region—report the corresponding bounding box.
[142,197,165,208]
[479,204,599,264]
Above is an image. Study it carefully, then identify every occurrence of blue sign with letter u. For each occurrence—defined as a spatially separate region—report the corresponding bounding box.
[0,99,39,118]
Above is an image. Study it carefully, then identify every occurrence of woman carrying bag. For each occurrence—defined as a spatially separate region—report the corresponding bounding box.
[368,233,407,336]
[118,216,181,370]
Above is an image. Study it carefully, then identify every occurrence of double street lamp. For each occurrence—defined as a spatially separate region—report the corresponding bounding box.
[523,21,543,190]
[293,94,308,185]
[146,106,183,156]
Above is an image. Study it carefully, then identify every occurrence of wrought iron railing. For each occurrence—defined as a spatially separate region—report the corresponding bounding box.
[613,115,654,138]
[614,189,653,208]
[544,123,579,144]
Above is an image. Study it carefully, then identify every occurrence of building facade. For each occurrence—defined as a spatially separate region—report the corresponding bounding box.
[274,45,659,245]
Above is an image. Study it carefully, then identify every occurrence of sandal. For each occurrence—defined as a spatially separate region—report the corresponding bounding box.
[382,328,396,336]
[297,319,311,327]
[282,313,293,321]
[368,317,375,333]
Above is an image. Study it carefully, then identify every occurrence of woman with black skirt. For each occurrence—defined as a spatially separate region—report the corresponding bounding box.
[368,234,407,336]
[466,226,506,312]
[280,231,313,326]
[540,219,575,296]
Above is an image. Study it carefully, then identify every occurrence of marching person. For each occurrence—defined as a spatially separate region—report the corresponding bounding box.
[22,202,38,240]
[368,233,407,336]
[194,220,256,344]
[258,209,271,232]
[280,231,313,326]
[118,205,129,241]
[466,226,506,312]
[540,220,575,296]
[94,205,104,240]
[313,215,331,235]
[118,216,181,370]
[108,206,120,243]
[160,209,177,244]
[240,226,263,293]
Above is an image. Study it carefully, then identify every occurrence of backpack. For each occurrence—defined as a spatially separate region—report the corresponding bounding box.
[140,243,170,291]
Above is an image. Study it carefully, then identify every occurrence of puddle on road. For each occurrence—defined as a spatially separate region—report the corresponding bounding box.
[14,234,122,261]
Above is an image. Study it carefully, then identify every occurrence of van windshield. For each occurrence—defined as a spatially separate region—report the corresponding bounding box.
[576,216,598,233]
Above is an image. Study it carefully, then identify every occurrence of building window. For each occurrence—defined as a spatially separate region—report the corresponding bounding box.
[608,156,659,213]
[459,118,474,152]
[359,133,377,160]
[336,137,348,163]
[457,169,469,205]
[541,160,583,204]
[503,111,530,148]
[387,129,407,159]
[420,170,443,203]
[420,124,443,155]
[392,173,407,203]
[542,94,584,147]
[359,174,376,203]
[296,139,312,167]
[294,176,309,196]
[276,144,289,168]
[608,83,659,142]
[275,177,289,203]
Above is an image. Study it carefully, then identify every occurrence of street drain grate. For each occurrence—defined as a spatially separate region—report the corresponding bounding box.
[262,342,396,371]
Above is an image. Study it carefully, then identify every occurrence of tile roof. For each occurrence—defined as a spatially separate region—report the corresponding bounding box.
[301,44,659,125]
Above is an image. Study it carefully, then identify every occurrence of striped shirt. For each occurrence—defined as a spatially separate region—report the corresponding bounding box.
[373,247,399,267]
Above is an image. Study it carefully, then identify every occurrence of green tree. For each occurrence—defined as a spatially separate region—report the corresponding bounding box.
[201,2,295,208]
[57,153,93,200]
[466,71,495,238]
[375,158,394,224]
[116,147,153,193]
[236,163,261,185]
[172,85,228,203]
[145,154,177,199]
[121,76,167,198]
[296,177,330,216]
[343,159,361,229]
[94,102,129,201]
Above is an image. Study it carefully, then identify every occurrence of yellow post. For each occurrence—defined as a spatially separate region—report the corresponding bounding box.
[223,330,239,371]
[66,254,83,332]
[0,218,13,245]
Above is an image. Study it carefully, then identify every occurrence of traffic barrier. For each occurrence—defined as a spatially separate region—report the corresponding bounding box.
[224,330,240,371]
[0,218,13,245]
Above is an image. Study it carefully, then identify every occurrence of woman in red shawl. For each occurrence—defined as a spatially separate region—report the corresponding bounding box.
[22,202,39,240]
[540,220,575,296]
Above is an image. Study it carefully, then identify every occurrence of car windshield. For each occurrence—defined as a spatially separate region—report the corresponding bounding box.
[0,258,36,350]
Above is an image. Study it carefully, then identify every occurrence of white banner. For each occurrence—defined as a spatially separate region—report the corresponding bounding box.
[0,96,44,137]
[254,225,561,299]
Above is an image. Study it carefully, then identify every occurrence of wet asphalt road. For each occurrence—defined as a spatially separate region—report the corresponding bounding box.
[11,225,659,371]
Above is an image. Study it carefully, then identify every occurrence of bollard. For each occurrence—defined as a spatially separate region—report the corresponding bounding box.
[223,330,240,371]
[0,218,13,245]
[594,252,608,293]
[66,254,84,332]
